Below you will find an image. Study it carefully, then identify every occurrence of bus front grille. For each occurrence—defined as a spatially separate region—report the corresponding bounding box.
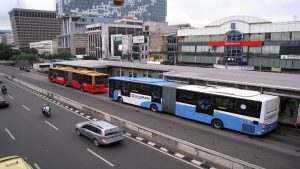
[242,124,255,134]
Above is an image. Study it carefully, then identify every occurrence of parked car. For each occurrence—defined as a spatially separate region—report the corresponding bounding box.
[25,67,30,72]
[0,96,9,108]
[75,120,124,146]
[0,156,33,169]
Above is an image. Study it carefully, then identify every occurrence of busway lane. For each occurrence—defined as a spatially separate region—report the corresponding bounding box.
[0,78,199,169]
[1,65,300,169]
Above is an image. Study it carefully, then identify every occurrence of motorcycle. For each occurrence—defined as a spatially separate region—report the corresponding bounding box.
[42,107,51,117]
[1,86,7,94]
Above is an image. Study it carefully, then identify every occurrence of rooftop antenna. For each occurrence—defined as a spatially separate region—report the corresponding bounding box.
[17,0,20,8]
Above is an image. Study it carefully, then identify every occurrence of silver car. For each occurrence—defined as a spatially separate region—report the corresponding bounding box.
[75,120,124,146]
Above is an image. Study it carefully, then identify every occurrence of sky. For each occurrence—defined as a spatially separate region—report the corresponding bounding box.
[0,0,300,30]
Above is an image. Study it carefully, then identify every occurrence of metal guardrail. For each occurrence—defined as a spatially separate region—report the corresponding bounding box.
[1,73,264,169]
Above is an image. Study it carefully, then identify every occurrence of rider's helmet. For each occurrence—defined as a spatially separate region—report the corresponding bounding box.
[43,104,50,112]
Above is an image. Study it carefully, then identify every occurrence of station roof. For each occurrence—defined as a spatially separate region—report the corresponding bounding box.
[55,60,300,92]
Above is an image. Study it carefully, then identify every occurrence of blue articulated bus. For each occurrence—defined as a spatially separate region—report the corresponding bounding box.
[109,77,280,135]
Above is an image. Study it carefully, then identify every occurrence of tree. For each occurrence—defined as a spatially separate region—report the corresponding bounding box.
[40,52,75,60]
[22,47,38,55]
[83,55,98,60]
[0,44,13,60]
[11,53,39,61]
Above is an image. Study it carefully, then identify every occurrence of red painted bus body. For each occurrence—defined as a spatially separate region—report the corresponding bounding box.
[49,68,108,93]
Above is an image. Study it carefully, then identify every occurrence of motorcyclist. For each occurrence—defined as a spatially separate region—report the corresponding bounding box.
[1,86,7,94]
[42,104,51,116]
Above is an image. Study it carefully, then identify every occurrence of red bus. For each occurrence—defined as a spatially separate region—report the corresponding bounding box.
[49,67,109,93]
[48,67,73,85]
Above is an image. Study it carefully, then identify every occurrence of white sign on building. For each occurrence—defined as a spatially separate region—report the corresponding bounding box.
[133,36,144,44]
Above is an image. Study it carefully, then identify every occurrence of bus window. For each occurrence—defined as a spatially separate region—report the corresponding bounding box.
[233,99,261,118]
[95,76,108,85]
[139,84,151,95]
[215,96,234,112]
[196,94,214,115]
[73,73,80,82]
[82,75,92,84]
[151,86,162,103]
[121,81,130,96]
[130,83,139,93]
[176,89,195,105]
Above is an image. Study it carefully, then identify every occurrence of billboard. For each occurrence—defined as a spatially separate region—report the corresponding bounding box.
[133,36,145,44]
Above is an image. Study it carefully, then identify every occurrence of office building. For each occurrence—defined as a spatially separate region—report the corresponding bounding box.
[86,18,143,59]
[9,8,61,49]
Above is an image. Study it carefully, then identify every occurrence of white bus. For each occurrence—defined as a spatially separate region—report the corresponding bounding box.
[109,77,280,135]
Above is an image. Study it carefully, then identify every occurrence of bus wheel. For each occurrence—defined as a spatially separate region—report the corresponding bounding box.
[117,96,123,103]
[212,119,223,129]
[80,87,84,92]
[150,104,158,112]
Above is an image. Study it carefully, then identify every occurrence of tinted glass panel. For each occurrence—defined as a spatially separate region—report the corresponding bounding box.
[196,93,214,115]
[95,76,108,85]
[121,81,130,96]
[151,85,162,103]
[176,89,196,105]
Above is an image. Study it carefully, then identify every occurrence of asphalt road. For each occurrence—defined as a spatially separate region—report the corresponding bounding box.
[1,65,300,169]
[0,78,198,169]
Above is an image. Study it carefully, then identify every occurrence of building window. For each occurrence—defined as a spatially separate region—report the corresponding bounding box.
[265,33,271,40]
[230,23,236,29]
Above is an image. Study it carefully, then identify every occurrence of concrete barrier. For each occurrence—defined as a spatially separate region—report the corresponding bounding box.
[2,74,264,169]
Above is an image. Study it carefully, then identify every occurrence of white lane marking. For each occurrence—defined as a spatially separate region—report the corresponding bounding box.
[5,128,15,140]
[125,136,203,169]
[45,121,59,131]
[191,160,202,166]
[34,163,41,169]
[175,153,185,159]
[136,137,143,141]
[8,95,14,100]
[147,142,155,146]
[86,148,114,167]
[22,105,31,111]
[160,147,168,152]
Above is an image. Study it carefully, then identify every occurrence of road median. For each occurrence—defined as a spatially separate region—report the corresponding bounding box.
[1,73,264,169]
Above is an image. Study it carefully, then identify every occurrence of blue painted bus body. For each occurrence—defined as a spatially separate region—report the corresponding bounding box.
[175,103,276,135]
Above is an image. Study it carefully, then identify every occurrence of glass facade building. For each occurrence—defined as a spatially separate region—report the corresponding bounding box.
[56,0,167,22]
[177,16,300,70]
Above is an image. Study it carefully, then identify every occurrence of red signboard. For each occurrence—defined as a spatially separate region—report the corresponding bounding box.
[208,41,263,47]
